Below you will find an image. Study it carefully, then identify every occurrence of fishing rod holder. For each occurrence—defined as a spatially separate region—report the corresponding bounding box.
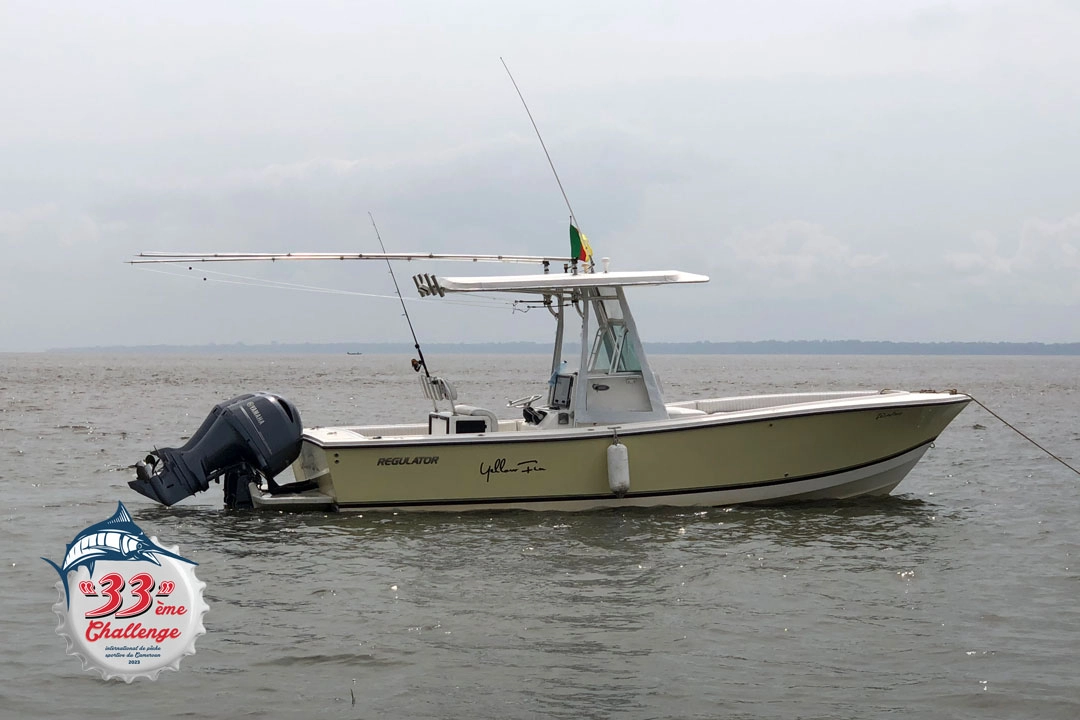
[413,274,445,297]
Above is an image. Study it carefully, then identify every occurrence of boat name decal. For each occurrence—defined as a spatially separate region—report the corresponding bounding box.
[480,458,547,482]
[875,411,903,420]
[377,456,440,466]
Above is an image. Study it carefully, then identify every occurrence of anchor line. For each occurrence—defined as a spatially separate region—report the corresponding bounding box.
[969,394,1080,477]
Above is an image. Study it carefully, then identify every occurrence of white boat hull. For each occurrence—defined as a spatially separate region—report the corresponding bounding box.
[259,390,969,512]
[256,442,930,512]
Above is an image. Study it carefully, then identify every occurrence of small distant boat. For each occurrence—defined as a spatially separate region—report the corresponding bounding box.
[128,248,970,512]
[346,352,362,355]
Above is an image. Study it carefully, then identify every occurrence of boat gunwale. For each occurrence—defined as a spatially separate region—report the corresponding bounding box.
[302,391,972,448]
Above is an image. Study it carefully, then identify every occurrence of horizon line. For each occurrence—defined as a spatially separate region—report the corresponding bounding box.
[22,338,1080,356]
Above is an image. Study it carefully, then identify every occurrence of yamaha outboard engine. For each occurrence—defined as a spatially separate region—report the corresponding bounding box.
[130,393,303,507]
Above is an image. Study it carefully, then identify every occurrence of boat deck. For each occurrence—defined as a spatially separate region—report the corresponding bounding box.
[304,390,907,443]
[666,390,892,414]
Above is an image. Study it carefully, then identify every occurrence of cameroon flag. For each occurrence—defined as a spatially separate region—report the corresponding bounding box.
[569,224,593,263]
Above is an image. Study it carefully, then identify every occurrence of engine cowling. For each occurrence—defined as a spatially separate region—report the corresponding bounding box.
[130,392,303,506]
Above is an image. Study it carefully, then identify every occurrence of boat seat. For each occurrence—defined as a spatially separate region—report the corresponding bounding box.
[453,404,500,431]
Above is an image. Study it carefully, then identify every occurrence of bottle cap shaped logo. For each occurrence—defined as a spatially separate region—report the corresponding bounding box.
[43,502,208,682]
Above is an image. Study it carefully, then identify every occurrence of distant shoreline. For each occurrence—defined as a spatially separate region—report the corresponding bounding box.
[36,340,1080,356]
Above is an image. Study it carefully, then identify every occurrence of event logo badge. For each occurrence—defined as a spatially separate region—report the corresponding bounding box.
[42,502,208,682]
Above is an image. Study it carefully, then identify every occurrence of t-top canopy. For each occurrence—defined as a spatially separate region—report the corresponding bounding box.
[434,270,709,295]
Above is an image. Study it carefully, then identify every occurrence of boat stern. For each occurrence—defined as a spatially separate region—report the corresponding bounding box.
[245,439,337,510]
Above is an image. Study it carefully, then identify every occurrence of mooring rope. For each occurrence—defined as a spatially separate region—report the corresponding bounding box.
[969,394,1080,477]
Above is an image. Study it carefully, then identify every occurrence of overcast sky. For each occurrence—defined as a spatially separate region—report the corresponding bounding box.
[2,0,1078,351]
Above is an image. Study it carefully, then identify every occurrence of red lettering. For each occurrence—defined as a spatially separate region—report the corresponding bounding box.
[85,573,125,619]
[86,620,106,641]
[155,604,188,615]
[84,619,182,644]
[116,572,155,619]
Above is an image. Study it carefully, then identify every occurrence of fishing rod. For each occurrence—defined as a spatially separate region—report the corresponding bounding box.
[368,212,432,381]
[500,57,593,273]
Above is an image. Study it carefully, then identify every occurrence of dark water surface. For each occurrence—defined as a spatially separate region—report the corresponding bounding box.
[1,353,1078,719]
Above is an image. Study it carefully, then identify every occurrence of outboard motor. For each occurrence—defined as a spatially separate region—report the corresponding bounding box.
[130,392,303,507]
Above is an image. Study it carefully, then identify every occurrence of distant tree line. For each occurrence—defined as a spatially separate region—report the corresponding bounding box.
[644,340,1080,355]
[47,340,1080,355]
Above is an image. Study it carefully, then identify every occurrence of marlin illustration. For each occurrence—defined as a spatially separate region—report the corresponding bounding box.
[42,501,196,607]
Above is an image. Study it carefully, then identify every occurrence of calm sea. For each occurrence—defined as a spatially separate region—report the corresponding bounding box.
[1,353,1078,719]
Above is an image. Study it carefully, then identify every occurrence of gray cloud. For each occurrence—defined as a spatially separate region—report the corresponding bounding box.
[2,0,1079,350]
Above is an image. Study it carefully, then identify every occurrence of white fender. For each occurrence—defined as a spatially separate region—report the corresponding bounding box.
[607,442,630,497]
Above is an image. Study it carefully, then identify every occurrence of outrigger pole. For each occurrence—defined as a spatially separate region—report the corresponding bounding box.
[130,251,570,264]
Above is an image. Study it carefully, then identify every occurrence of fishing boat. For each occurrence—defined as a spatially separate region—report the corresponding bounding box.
[128,248,971,512]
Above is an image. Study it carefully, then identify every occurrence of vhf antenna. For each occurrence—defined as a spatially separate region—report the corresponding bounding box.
[501,57,591,272]
[500,57,577,228]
